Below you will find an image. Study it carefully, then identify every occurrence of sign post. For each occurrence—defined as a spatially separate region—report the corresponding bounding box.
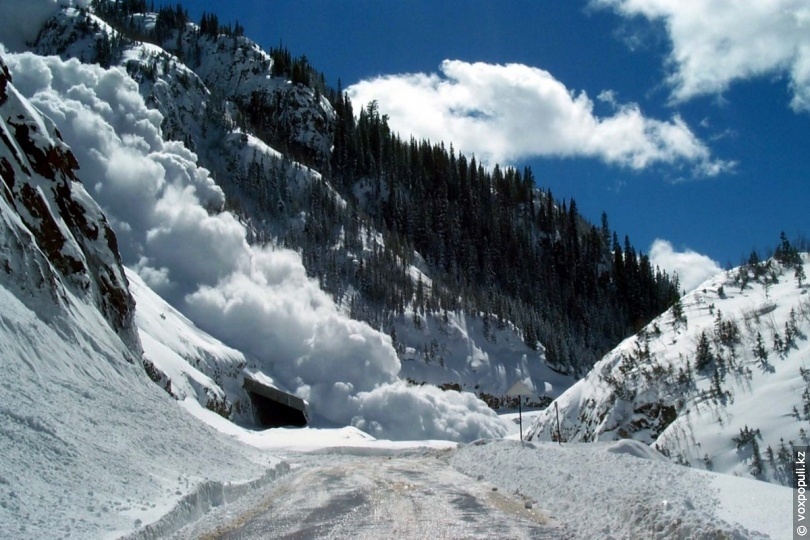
[506,381,535,442]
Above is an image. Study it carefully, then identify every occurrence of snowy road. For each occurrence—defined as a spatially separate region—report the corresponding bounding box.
[181,451,563,539]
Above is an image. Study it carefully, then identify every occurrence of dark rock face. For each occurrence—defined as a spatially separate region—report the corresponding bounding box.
[0,55,139,352]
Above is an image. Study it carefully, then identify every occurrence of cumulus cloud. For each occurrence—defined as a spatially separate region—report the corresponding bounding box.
[649,239,722,293]
[5,52,507,441]
[594,0,810,112]
[347,60,729,176]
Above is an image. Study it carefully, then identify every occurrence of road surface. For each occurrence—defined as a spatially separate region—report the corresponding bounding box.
[178,450,565,539]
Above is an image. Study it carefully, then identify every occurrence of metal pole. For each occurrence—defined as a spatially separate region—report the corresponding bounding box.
[519,396,523,442]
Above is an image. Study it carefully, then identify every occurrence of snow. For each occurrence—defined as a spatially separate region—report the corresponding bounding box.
[711,473,791,539]
[127,267,252,420]
[0,0,83,52]
[179,396,458,455]
[395,308,576,403]
[0,45,469,540]
[0,276,284,540]
[605,438,671,462]
[144,399,793,539]
[3,49,509,443]
[23,2,577,424]
[0,5,800,538]
[529,254,810,485]
[452,439,789,539]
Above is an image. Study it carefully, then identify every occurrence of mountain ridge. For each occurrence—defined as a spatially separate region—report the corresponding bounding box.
[29,0,681,392]
[528,247,810,485]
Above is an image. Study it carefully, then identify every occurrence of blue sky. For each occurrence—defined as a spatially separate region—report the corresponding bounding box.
[172,0,808,288]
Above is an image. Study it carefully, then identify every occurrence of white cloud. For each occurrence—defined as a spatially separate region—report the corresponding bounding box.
[594,0,810,112]
[649,239,722,293]
[5,52,507,441]
[347,60,729,176]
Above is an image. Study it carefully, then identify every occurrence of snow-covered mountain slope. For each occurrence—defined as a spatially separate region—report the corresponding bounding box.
[226,126,573,405]
[127,267,255,422]
[0,54,137,351]
[2,48,510,441]
[0,54,284,540]
[393,308,574,405]
[32,5,334,167]
[18,2,570,418]
[528,254,810,485]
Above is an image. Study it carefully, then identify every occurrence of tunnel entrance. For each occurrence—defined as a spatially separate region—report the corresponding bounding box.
[243,377,308,428]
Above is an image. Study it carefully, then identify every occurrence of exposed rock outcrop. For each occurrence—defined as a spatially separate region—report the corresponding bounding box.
[0,55,139,353]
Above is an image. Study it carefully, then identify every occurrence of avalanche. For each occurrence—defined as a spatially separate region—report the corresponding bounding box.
[2,49,509,442]
[0,53,283,540]
[0,2,801,539]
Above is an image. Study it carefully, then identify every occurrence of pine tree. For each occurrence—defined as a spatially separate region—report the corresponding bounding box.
[776,231,801,265]
[85,2,686,376]
[773,331,784,354]
[750,438,764,477]
[711,366,724,399]
[753,331,769,364]
[766,445,775,466]
[696,330,713,371]
[672,298,686,330]
[785,308,800,349]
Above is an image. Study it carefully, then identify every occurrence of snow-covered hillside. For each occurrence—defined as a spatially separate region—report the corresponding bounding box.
[528,252,810,485]
[393,307,573,406]
[128,267,254,423]
[0,54,284,539]
[31,5,334,166]
[1,44,513,441]
[11,0,569,421]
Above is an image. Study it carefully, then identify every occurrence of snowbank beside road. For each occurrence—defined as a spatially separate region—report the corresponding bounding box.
[0,281,283,540]
[452,439,790,539]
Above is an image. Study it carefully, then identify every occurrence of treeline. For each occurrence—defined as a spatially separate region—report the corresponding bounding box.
[323,96,680,372]
[92,0,241,41]
[87,0,680,373]
[91,0,191,44]
[90,1,321,88]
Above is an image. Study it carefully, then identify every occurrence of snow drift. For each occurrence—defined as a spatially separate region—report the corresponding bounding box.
[453,439,789,539]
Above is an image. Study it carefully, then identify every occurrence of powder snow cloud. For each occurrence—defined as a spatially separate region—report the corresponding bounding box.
[347,60,729,176]
[649,239,722,293]
[5,52,506,442]
[594,0,810,112]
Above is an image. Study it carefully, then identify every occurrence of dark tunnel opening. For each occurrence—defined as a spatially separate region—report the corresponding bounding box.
[243,377,308,428]
[247,389,308,428]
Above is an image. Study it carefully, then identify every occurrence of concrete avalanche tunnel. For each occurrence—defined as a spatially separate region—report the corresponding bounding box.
[243,377,308,428]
